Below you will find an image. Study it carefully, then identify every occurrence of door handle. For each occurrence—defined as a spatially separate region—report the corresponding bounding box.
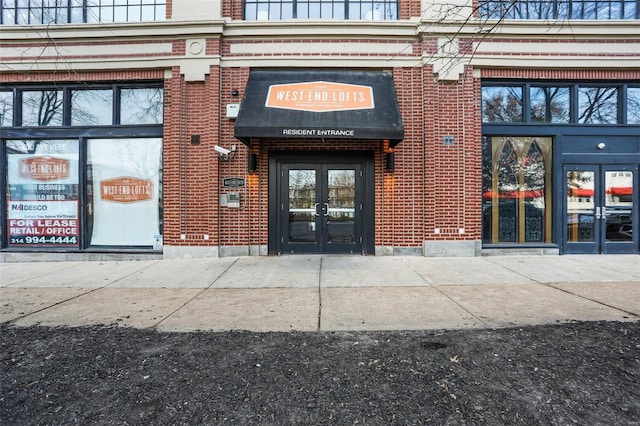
[595,206,601,220]
[324,203,329,217]
[313,203,320,218]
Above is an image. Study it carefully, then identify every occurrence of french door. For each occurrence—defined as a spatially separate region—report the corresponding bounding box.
[563,164,637,254]
[278,162,365,254]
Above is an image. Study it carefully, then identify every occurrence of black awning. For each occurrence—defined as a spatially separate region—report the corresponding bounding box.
[234,70,404,146]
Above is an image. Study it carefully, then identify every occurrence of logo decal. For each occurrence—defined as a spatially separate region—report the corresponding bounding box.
[100,177,153,203]
[265,81,374,112]
[19,157,70,181]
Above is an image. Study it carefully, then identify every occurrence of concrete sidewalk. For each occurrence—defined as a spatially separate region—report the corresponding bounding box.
[1,255,639,332]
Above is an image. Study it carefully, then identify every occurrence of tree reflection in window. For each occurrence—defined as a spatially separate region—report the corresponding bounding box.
[578,87,619,124]
[530,86,570,123]
[71,89,113,126]
[627,87,640,124]
[483,136,553,244]
[497,141,518,242]
[22,90,63,126]
[0,91,12,126]
[478,0,639,19]
[120,88,163,125]
[482,86,523,123]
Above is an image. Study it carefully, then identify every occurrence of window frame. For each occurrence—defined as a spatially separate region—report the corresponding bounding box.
[482,81,637,126]
[0,0,166,25]
[243,0,399,20]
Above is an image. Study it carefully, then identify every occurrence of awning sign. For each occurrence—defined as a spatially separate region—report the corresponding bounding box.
[234,70,404,146]
[265,81,374,112]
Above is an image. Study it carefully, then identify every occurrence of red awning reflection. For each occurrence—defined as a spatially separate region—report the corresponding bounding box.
[483,190,544,199]
[568,188,594,197]
[607,187,633,195]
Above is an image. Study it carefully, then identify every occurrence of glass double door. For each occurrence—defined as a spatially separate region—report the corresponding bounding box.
[281,163,363,254]
[563,164,637,254]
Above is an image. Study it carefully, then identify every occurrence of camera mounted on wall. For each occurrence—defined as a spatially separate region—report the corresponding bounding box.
[214,144,236,161]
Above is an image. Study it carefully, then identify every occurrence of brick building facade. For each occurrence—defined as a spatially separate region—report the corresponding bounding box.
[1,0,639,260]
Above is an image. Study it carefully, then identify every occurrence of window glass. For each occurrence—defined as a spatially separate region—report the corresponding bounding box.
[87,138,162,247]
[530,86,570,123]
[113,5,127,21]
[0,0,166,24]
[627,87,640,124]
[482,136,552,244]
[6,139,80,248]
[578,86,619,124]
[120,87,163,124]
[478,0,636,19]
[244,0,396,19]
[482,86,523,123]
[70,0,84,22]
[22,90,63,126]
[71,89,113,126]
[623,0,637,18]
[0,91,13,126]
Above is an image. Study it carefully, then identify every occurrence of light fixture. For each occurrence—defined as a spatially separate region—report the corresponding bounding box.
[248,153,258,172]
[385,152,395,171]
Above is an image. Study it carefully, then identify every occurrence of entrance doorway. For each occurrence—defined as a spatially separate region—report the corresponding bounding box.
[563,164,637,254]
[270,153,374,254]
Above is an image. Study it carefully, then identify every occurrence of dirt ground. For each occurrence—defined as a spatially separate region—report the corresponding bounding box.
[1,321,638,425]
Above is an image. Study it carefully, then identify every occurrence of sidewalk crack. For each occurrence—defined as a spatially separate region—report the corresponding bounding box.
[3,260,162,326]
[545,283,640,319]
[151,257,240,329]
[317,256,323,332]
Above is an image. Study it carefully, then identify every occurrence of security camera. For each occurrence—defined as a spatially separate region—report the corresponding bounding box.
[214,145,231,156]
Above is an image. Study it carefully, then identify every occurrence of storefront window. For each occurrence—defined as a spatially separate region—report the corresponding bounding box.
[627,87,640,124]
[6,140,80,248]
[482,86,523,123]
[120,88,163,125]
[71,89,113,126]
[2,83,163,252]
[482,136,553,244]
[530,86,570,123]
[0,91,13,126]
[22,90,63,126]
[87,138,162,247]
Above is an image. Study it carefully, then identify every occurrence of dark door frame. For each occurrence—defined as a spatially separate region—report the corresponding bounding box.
[268,151,375,255]
[562,163,638,254]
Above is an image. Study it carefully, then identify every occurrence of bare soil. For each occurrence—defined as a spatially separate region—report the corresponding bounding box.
[1,321,639,425]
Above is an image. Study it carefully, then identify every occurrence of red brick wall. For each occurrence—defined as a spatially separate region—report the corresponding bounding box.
[199,65,481,250]
[163,66,222,248]
[482,68,640,80]
[0,70,164,83]
[423,66,482,242]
